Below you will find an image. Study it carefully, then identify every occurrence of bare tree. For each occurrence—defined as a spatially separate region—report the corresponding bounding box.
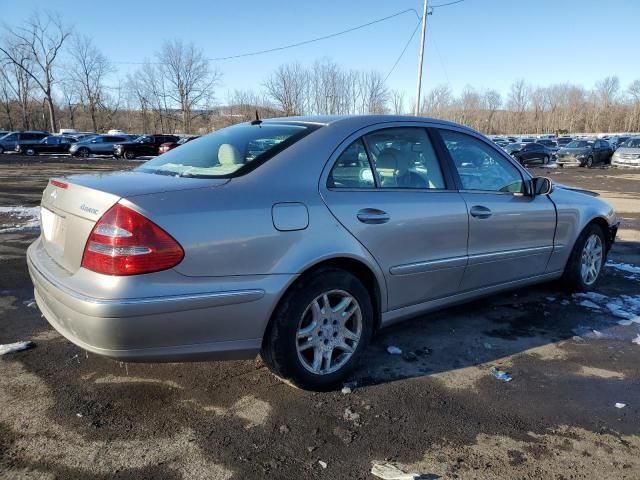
[391,90,405,115]
[157,39,221,133]
[0,11,71,132]
[482,89,501,133]
[68,34,113,132]
[264,63,308,116]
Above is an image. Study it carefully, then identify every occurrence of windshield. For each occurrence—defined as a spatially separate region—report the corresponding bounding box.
[566,140,592,148]
[137,122,318,178]
[622,138,640,148]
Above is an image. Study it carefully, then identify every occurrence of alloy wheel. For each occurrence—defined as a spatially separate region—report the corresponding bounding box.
[580,233,603,285]
[296,290,362,375]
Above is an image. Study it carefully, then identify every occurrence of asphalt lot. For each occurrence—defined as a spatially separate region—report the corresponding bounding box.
[1,156,639,479]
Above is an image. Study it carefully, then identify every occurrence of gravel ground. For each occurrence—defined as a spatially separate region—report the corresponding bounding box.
[1,156,639,480]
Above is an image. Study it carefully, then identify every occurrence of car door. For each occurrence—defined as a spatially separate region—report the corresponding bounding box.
[436,128,556,291]
[321,126,469,311]
[45,136,60,153]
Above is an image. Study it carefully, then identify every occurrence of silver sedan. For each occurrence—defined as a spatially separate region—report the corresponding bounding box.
[28,115,619,390]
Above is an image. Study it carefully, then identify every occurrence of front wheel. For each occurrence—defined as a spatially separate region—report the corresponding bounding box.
[261,269,374,390]
[25,148,36,156]
[585,156,594,168]
[543,155,549,165]
[124,150,136,159]
[78,147,90,158]
[561,224,606,292]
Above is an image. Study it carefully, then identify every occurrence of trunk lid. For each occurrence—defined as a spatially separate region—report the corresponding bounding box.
[40,171,228,273]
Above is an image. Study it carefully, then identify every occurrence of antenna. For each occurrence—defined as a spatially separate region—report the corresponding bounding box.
[250,110,262,125]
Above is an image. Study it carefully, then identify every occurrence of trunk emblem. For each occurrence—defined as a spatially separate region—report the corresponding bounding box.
[80,204,99,215]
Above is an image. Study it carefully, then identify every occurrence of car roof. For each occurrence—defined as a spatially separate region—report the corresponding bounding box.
[263,114,473,131]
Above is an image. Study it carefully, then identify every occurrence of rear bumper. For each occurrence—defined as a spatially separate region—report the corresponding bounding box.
[27,238,294,362]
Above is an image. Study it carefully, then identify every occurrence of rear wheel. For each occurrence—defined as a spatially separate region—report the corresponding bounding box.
[78,147,90,158]
[585,156,594,168]
[561,224,606,292]
[543,155,549,165]
[25,148,36,156]
[124,150,136,159]
[261,269,373,390]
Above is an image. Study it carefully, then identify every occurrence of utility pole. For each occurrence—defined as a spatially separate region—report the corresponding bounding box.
[414,0,428,116]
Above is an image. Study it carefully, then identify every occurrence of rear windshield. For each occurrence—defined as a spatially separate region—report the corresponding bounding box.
[622,138,640,148]
[137,122,318,178]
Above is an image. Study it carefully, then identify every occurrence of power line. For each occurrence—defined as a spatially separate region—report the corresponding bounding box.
[430,0,465,9]
[112,8,421,65]
[384,19,422,82]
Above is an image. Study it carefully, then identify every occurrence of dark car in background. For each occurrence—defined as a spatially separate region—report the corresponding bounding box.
[556,139,613,168]
[508,142,555,165]
[15,135,77,156]
[69,134,132,157]
[114,134,180,159]
[158,135,200,154]
[0,131,49,154]
[557,137,574,147]
[535,138,559,152]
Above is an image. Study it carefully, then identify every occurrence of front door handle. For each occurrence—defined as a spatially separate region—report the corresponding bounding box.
[470,205,492,219]
[357,208,390,224]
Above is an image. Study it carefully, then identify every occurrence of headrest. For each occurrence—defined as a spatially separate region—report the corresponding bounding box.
[218,144,243,166]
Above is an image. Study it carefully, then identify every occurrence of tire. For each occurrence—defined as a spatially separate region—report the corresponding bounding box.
[543,155,549,165]
[124,150,136,160]
[78,147,90,158]
[585,156,594,168]
[0,146,4,154]
[558,163,564,168]
[560,224,606,292]
[261,268,374,391]
[25,148,36,156]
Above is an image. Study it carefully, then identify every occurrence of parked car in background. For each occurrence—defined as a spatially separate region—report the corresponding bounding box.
[557,137,574,147]
[113,134,180,159]
[520,137,536,143]
[611,136,640,168]
[0,131,49,154]
[27,115,618,390]
[15,135,77,156]
[158,135,200,154]
[509,142,555,165]
[69,134,131,157]
[535,138,559,152]
[556,139,613,168]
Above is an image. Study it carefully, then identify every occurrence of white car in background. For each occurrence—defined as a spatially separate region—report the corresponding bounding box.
[611,137,640,167]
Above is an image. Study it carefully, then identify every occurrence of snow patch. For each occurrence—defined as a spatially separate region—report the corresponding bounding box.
[607,261,640,278]
[0,206,40,233]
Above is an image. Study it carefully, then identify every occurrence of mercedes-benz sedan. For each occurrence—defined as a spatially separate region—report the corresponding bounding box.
[28,115,618,390]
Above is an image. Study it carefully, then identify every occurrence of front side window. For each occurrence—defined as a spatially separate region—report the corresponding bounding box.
[439,129,525,193]
[363,128,445,189]
[138,122,318,178]
[328,139,374,188]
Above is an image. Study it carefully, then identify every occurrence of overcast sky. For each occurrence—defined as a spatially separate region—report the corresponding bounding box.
[4,0,639,102]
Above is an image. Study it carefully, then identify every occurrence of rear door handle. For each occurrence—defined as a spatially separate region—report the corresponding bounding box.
[470,205,492,219]
[357,208,390,224]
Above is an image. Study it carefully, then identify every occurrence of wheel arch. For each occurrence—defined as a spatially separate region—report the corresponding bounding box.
[261,256,385,351]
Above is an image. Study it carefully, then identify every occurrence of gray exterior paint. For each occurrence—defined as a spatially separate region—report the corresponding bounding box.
[27,115,617,362]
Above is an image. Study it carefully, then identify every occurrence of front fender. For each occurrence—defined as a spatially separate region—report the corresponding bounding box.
[546,187,616,272]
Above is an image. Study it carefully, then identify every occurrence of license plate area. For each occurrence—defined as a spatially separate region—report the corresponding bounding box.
[40,207,67,257]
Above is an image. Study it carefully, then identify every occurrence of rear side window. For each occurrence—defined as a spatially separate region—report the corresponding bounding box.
[328,140,374,188]
[364,127,445,189]
[137,122,318,178]
[439,129,524,193]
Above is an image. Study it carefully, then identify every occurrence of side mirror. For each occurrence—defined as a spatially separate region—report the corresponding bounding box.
[532,176,552,196]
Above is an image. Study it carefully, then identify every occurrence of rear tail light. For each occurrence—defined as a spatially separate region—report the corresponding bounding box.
[81,203,184,276]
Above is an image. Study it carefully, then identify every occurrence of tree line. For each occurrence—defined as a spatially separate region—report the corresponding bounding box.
[2,11,639,135]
